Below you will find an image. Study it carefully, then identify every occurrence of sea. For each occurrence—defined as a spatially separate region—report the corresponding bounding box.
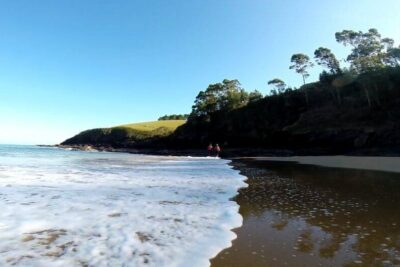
[0,144,247,267]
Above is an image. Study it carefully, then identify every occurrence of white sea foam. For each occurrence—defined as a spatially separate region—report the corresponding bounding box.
[0,145,246,266]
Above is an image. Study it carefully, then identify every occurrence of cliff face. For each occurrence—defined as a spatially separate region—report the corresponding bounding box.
[171,106,400,154]
[62,68,400,155]
[171,68,400,154]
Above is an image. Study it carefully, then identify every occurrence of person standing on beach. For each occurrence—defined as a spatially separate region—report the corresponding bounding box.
[207,143,213,156]
[214,144,221,157]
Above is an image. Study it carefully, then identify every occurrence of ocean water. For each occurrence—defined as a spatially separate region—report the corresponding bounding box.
[0,145,246,267]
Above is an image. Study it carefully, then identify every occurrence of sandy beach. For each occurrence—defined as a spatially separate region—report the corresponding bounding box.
[246,156,400,173]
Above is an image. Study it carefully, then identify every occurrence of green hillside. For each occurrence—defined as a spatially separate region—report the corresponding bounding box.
[119,120,185,132]
[61,120,186,147]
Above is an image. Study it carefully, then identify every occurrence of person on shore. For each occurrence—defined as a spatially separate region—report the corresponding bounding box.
[207,143,213,156]
[214,144,221,157]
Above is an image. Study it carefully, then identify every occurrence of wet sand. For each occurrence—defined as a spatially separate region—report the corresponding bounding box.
[211,157,400,267]
[248,156,400,173]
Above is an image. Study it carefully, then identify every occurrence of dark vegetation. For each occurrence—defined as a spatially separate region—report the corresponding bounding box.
[158,114,189,120]
[172,67,400,154]
[63,28,400,155]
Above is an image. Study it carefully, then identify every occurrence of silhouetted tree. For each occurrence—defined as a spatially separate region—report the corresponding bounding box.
[314,47,341,74]
[290,54,314,85]
[248,90,263,102]
[268,78,287,94]
[290,54,314,105]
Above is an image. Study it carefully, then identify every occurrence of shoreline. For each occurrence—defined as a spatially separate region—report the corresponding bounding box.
[49,144,400,158]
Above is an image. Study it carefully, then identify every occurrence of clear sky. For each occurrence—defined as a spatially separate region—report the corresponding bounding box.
[0,0,399,144]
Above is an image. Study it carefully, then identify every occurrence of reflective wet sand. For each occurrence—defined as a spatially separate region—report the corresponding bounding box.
[211,159,400,267]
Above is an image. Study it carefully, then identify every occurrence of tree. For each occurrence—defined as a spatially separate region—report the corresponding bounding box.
[335,28,388,72]
[381,38,395,50]
[248,90,263,102]
[191,85,220,118]
[268,78,286,94]
[220,79,249,110]
[290,54,314,106]
[289,54,314,85]
[314,47,341,74]
[158,114,189,120]
[190,79,250,121]
[335,28,400,106]
[386,46,400,67]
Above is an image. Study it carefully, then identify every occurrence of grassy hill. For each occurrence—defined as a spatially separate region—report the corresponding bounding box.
[61,120,185,147]
[119,120,185,132]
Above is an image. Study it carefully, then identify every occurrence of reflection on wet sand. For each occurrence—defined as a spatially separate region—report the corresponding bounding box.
[211,159,400,267]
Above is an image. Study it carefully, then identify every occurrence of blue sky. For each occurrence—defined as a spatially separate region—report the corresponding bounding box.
[0,0,399,144]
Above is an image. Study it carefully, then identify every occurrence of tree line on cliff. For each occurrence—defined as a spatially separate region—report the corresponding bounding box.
[171,28,400,153]
[188,28,400,121]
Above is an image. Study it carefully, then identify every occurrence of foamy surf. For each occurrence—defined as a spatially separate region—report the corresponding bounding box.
[0,145,247,267]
